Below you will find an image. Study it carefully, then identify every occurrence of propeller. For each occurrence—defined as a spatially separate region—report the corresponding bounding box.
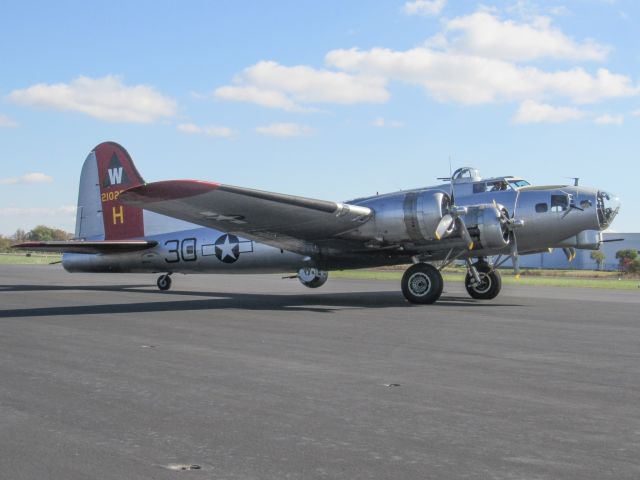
[562,247,576,262]
[434,205,474,249]
[494,188,524,277]
[434,161,474,250]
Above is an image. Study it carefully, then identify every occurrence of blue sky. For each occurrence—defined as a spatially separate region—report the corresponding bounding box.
[1,0,638,235]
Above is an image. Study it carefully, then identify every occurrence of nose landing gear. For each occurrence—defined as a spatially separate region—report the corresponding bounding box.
[157,273,172,291]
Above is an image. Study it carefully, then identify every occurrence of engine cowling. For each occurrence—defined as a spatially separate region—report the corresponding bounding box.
[298,268,328,288]
[348,189,450,243]
[462,204,510,249]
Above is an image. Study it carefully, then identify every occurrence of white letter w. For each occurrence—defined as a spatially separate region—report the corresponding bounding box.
[108,167,123,185]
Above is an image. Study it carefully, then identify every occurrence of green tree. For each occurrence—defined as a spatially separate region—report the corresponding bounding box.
[0,235,12,252]
[615,249,639,273]
[13,229,27,242]
[25,225,71,241]
[590,250,606,270]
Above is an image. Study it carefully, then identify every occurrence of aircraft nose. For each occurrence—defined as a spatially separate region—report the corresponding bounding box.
[597,190,621,229]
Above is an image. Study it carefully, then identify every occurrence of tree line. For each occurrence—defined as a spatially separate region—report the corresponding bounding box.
[0,226,72,252]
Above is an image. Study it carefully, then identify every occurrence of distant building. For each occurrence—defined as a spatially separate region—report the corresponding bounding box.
[518,233,640,271]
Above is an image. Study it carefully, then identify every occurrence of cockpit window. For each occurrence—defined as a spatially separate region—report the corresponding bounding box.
[509,179,530,188]
[488,180,509,192]
[551,194,568,212]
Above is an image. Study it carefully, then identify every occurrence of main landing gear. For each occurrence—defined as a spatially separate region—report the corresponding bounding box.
[157,273,172,291]
[401,263,443,304]
[464,261,502,300]
[400,258,502,304]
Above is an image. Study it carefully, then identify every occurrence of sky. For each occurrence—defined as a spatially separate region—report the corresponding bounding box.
[1,0,638,235]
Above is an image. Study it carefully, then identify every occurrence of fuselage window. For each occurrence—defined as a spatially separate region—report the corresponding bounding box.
[535,202,548,213]
[550,195,568,212]
[473,183,486,193]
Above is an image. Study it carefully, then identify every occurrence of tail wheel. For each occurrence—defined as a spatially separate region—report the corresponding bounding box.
[401,263,443,304]
[157,274,172,291]
[465,264,501,300]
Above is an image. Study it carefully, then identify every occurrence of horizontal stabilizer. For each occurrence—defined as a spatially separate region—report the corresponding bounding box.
[12,240,157,254]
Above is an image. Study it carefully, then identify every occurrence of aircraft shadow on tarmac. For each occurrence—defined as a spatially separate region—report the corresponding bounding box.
[0,284,522,318]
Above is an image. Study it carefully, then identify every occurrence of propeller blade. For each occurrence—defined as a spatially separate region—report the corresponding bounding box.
[434,214,454,240]
[563,247,576,262]
[512,188,521,220]
[448,157,455,205]
[510,231,520,278]
[455,217,474,250]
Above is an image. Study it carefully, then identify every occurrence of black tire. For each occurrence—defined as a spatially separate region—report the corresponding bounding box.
[464,264,501,300]
[157,274,172,291]
[401,263,443,304]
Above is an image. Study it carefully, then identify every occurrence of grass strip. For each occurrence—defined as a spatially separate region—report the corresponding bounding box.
[0,254,62,265]
[331,269,639,290]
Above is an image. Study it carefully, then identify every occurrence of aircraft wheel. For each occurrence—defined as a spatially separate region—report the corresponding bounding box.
[157,274,172,291]
[401,263,443,304]
[465,264,501,300]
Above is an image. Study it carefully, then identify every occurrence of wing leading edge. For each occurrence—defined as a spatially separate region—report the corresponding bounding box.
[120,180,372,252]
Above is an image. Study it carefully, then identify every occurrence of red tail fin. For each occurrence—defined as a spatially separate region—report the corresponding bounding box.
[95,142,145,240]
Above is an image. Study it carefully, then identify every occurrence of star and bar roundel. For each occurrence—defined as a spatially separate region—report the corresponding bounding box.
[204,234,253,263]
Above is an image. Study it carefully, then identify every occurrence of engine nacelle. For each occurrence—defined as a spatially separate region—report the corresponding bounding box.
[462,204,510,249]
[298,267,328,288]
[349,189,449,243]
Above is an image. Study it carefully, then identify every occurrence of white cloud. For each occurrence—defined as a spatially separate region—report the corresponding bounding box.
[631,109,640,116]
[255,123,312,137]
[0,172,54,185]
[549,6,571,16]
[403,0,446,16]
[0,205,75,216]
[513,100,585,124]
[214,86,301,111]
[0,205,77,235]
[214,61,388,111]
[8,75,177,123]
[443,12,609,62]
[594,113,624,125]
[0,114,18,128]
[371,117,405,128]
[210,9,637,121]
[326,47,638,105]
[177,123,236,138]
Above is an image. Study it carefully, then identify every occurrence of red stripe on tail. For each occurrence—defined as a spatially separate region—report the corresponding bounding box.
[95,142,145,240]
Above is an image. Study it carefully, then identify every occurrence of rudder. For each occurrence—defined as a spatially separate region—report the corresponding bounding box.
[75,142,145,240]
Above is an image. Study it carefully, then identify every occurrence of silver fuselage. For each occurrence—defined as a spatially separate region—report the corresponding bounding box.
[63,181,618,274]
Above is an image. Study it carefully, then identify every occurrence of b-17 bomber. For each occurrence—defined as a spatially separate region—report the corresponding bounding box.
[15,142,621,305]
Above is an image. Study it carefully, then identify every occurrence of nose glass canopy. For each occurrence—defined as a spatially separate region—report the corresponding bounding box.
[597,191,621,229]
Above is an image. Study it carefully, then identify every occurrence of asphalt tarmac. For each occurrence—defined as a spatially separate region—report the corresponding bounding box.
[1,264,639,480]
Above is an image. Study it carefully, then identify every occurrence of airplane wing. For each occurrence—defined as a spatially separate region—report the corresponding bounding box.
[120,180,372,252]
[12,240,158,254]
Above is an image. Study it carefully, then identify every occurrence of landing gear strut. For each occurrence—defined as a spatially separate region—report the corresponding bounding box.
[157,273,172,291]
[464,261,501,300]
[401,263,443,304]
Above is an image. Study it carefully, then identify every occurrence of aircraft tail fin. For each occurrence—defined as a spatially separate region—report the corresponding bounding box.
[75,142,146,240]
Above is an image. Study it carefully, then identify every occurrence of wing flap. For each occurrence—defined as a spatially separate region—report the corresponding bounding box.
[120,180,372,251]
[12,240,158,254]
